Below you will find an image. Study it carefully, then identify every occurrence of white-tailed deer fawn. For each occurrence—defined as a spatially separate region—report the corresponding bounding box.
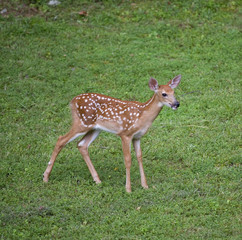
[43,75,181,192]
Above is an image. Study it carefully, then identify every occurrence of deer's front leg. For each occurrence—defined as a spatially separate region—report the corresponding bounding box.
[133,139,148,189]
[121,136,132,193]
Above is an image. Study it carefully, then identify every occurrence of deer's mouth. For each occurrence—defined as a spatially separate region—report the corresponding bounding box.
[170,101,180,110]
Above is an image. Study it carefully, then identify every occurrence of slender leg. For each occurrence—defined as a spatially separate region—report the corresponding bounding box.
[133,139,148,189]
[77,130,101,184]
[43,129,86,182]
[121,136,132,193]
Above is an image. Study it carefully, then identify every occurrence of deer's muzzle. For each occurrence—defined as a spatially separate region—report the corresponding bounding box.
[171,101,180,110]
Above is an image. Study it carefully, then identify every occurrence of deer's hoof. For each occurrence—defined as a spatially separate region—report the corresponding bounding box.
[43,174,49,183]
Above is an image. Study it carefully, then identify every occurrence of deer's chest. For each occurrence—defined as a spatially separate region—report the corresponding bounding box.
[133,123,151,139]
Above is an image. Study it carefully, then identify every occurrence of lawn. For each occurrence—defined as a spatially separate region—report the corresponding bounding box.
[0,0,241,239]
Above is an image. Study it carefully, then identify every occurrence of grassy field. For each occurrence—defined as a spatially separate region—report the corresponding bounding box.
[0,0,241,239]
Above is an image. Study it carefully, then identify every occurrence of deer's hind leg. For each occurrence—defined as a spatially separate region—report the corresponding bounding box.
[77,129,101,184]
[43,127,87,183]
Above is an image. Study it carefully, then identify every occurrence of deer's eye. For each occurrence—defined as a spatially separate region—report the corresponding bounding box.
[162,93,167,97]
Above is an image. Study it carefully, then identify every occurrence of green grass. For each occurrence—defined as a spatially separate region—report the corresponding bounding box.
[0,0,241,239]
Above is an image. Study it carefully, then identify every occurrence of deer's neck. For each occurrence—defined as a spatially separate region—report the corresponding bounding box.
[141,94,163,122]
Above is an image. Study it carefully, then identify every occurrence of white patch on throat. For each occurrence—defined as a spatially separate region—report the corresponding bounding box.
[158,102,164,107]
[163,102,171,108]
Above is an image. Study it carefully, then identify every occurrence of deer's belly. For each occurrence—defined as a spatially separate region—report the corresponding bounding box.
[94,122,122,134]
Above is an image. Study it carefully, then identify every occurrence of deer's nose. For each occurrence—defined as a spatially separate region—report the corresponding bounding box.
[171,101,180,110]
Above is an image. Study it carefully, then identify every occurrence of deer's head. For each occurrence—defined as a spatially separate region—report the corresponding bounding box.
[149,75,181,110]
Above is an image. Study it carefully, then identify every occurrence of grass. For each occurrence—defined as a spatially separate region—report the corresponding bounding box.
[0,0,241,239]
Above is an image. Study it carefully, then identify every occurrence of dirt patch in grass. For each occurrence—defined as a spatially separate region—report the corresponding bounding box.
[0,0,41,17]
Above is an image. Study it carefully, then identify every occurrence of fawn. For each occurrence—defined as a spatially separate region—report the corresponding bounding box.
[43,75,181,192]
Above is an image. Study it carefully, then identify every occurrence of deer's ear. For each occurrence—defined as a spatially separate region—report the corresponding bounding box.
[168,75,181,89]
[149,78,159,91]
